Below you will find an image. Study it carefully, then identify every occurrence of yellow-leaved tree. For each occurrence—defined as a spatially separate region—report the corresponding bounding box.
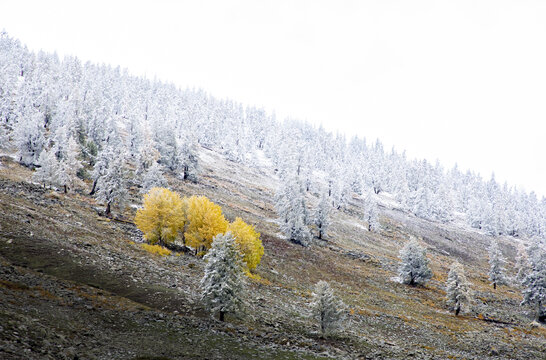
[134,187,186,247]
[184,195,228,252]
[227,217,264,273]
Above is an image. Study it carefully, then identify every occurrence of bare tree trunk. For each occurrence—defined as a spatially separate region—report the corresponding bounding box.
[455,306,460,316]
[89,178,98,195]
[105,202,111,217]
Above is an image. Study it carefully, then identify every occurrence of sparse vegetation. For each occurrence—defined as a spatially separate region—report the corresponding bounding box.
[141,243,172,257]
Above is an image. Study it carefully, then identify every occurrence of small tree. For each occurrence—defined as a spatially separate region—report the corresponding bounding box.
[33,147,58,188]
[488,239,506,290]
[514,244,529,285]
[311,281,346,337]
[363,193,380,232]
[398,238,432,286]
[227,217,264,273]
[56,137,82,193]
[445,261,472,316]
[134,187,186,247]
[184,196,228,252]
[313,191,331,240]
[200,232,245,321]
[521,243,545,322]
[140,162,167,194]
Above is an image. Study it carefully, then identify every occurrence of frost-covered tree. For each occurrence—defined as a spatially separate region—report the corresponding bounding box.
[14,111,45,166]
[32,147,58,188]
[179,138,199,182]
[521,242,545,322]
[95,153,129,216]
[140,162,167,194]
[55,136,82,193]
[515,244,530,285]
[275,173,312,246]
[200,232,245,321]
[445,261,472,316]
[313,191,331,240]
[311,281,346,337]
[398,239,433,286]
[488,239,506,289]
[363,192,380,232]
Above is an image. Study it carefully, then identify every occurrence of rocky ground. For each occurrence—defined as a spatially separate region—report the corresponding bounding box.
[0,150,545,359]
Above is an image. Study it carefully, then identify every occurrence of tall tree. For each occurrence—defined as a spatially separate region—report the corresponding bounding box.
[521,241,546,322]
[313,191,331,240]
[311,281,346,337]
[200,232,245,322]
[488,239,506,290]
[95,152,129,216]
[445,261,472,316]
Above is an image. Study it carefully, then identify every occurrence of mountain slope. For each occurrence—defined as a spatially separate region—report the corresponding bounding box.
[0,149,545,359]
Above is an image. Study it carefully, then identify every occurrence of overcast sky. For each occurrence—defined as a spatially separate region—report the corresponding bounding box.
[1,0,545,196]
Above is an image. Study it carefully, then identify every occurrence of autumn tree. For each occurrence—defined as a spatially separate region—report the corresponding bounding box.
[184,195,228,252]
[134,187,186,247]
[227,217,264,273]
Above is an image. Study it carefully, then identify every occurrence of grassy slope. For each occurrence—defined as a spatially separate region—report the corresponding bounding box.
[0,149,545,359]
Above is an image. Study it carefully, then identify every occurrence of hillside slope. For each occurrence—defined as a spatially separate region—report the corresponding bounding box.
[0,149,544,360]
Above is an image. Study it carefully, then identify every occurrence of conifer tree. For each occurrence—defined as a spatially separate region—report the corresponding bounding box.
[15,111,45,166]
[200,232,245,321]
[398,239,432,286]
[140,161,167,194]
[33,147,59,188]
[55,136,82,193]
[311,281,346,337]
[445,261,472,316]
[488,239,506,289]
[313,191,331,240]
[521,242,545,322]
[275,173,311,246]
[96,153,129,216]
[363,192,380,232]
[515,244,530,284]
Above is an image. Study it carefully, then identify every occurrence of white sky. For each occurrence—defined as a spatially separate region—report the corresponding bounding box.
[1,0,545,196]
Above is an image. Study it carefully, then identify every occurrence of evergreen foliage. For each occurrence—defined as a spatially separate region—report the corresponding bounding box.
[311,281,346,337]
[398,239,433,286]
[140,162,167,194]
[445,261,472,316]
[488,239,506,289]
[521,241,546,322]
[313,191,331,240]
[200,232,245,321]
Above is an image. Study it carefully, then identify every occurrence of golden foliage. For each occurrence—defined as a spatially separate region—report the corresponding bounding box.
[134,187,186,246]
[141,243,172,257]
[184,195,228,250]
[227,217,264,272]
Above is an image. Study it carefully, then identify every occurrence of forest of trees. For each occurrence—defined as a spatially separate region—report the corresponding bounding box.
[1,31,544,242]
[1,31,545,326]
